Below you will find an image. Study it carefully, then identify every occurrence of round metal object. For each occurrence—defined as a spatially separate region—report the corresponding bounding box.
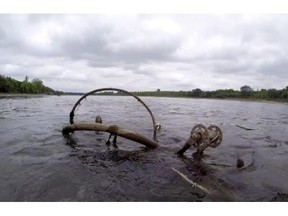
[207,125,222,148]
[191,124,210,150]
[177,132,200,155]
[156,123,161,130]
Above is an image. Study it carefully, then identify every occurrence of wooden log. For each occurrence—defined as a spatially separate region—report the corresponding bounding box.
[62,123,158,148]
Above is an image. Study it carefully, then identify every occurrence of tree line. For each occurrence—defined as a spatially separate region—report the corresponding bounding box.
[1,74,287,101]
[0,75,63,95]
[132,85,288,102]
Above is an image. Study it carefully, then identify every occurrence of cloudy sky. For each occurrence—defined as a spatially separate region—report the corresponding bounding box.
[0,14,288,92]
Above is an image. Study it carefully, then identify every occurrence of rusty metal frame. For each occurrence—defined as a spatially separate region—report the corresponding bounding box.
[69,87,157,141]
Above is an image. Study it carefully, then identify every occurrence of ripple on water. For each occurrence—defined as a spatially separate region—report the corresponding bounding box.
[13,146,53,157]
[1,96,288,201]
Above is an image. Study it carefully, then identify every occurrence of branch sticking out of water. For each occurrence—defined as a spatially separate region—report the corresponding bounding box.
[235,124,255,131]
[171,167,210,194]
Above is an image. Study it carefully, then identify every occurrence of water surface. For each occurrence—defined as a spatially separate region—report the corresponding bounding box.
[0,95,287,201]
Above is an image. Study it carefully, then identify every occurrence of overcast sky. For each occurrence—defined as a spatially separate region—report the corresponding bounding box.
[0,14,288,92]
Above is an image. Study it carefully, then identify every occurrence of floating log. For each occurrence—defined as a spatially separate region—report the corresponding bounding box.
[62,123,158,148]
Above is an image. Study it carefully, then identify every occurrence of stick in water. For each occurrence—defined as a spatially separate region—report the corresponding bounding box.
[171,167,210,194]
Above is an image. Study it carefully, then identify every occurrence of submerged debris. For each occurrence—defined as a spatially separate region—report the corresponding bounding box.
[271,192,288,201]
[63,88,159,149]
[95,115,102,124]
[177,124,223,155]
[236,124,255,131]
[171,167,210,194]
[62,123,158,148]
[236,158,245,168]
[62,87,223,156]
[155,123,161,130]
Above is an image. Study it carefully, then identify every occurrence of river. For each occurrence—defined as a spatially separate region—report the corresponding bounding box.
[0,95,287,201]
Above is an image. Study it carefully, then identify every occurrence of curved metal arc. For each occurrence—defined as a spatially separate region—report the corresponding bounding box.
[69,87,157,141]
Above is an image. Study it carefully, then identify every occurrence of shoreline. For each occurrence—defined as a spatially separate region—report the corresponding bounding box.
[0,93,287,104]
[0,93,50,98]
[219,97,288,104]
[132,95,288,104]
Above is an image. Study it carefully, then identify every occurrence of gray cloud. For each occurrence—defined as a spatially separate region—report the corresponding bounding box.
[1,14,288,92]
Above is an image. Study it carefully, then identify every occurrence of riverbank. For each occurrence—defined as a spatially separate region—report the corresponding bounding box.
[220,97,288,104]
[134,94,288,104]
[1,92,287,104]
[0,93,50,98]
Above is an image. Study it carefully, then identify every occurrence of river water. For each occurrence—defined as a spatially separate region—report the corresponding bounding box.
[0,95,287,201]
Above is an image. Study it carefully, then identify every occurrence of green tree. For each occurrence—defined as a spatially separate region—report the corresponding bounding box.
[20,82,29,93]
[0,75,9,92]
[253,89,268,99]
[267,88,280,99]
[0,74,58,94]
[32,78,44,93]
[191,88,202,97]
[240,85,253,97]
